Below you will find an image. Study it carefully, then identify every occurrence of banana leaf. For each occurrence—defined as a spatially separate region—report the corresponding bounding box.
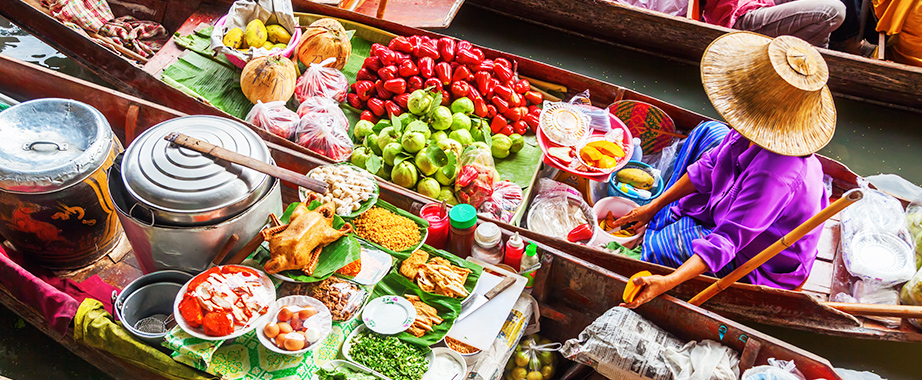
[252,201,361,283]
[347,199,429,255]
[160,50,252,119]
[368,271,461,347]
[387,244,482,299]
[494,134,543,189]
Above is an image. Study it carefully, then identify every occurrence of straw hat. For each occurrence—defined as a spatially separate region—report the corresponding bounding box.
[701,32,836,156]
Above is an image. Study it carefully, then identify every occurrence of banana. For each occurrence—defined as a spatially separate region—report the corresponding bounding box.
[616,168,655,190]
[244,19,268,49]
[266,24,292,44]
[223,27,244,49]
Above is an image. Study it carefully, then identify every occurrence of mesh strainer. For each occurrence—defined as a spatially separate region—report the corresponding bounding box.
[135,313,176,334]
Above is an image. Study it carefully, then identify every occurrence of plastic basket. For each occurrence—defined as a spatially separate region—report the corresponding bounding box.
[214,15,302,69]
[608,161,664,206]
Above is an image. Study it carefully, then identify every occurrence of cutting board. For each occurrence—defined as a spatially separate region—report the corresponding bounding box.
[446,258,527,350]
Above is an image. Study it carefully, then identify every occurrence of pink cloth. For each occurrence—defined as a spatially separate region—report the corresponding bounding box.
[702,0,776,28]
[0,247,118,336]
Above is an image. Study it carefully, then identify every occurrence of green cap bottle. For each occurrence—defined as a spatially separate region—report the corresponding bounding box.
[520,243,539,288]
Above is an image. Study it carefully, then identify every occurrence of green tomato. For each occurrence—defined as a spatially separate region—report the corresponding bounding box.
[448,129,474,146]
[415,149,440,177]
[382,142,403,166]
[450,112,472,131]
[431,106,453,130]
[365,133,382,155]
[491,134,513,159]
[430,130,449,144]
[391,161,418,189]
[401,131,427,153]
[377,127,398,152]
[353,120,375,141]
[408,89,432,115]
[510,133,525,153]
[451,97,475,115]
[350,146,373,168]
[417,177,440,199]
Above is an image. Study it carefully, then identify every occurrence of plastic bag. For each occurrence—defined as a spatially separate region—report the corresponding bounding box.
[741,358,804,380]
[245,100,300,140]
[900,267,922,329]
[569,90,611,132]
[297,96,349,127]
[906,193,922,269]
[295,112,354,162]
[455,145,497,208]
[503,334,560,380]
[477,180,523,223]
[663,340,740,380]
[526,179,595,240]
[835,368,886,380]
[840,189,916,286]
[294,57,348,104]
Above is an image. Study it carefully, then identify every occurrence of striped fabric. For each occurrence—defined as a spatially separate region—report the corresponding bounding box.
[641,121,736,276]
[43,0,114,33]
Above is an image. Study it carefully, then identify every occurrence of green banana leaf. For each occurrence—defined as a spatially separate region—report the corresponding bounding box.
[368,271,461,347]
[160,50,252,119]
[494,134,543,189]
[347,199,429,255]
[387,244,482,299]
[252,202,361,283]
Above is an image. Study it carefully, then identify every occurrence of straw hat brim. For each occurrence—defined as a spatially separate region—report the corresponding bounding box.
[701,32,836,156]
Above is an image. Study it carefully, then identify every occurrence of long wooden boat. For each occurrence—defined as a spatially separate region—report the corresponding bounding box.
[0,54,845,380]
[467,0,922,113]
[3,0,920,342]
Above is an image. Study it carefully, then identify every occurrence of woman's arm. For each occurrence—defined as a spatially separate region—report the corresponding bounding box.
[611,173,697,228]
[620,254,709,308]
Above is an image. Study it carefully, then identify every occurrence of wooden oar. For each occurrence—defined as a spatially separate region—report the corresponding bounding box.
[688,189,864,306]
[824,302,922,319]
[164,132,329,194]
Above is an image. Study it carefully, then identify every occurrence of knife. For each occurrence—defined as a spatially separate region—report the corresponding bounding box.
[457,276,516,321]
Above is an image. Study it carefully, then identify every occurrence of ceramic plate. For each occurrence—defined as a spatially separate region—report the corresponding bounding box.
[173,265,276,341]
[362,296,416,335]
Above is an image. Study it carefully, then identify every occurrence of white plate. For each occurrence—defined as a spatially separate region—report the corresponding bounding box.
[256,295,333,355]
[362,296,416,335]
[342,325,434,377]
[173,265,276,341]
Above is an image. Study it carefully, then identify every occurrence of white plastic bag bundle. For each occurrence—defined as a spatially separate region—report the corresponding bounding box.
[840,189,916,286]
[663,340,739,380]
[209,0,298,61]
[741,358,805,380]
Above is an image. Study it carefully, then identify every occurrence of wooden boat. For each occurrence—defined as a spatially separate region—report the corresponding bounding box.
[3,0,919,343]
[0,54,845,380]
[467,0,922,113]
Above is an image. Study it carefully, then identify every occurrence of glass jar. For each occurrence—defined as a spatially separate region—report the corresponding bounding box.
[472,222,503,265]
[447,204,478,258]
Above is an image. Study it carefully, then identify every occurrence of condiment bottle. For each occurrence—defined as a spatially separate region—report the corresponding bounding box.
[520,243,540,288]
[447,204,478,258]
[503,232,525,270]
[630,137,643,162]
[420,202,450,249]
[471,222,503,265]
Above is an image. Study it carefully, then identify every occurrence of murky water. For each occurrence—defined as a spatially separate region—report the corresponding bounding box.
[0,5,919,380]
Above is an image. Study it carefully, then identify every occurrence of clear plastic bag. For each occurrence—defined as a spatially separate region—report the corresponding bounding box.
[840,189,916,285]
[906,193,922,269]
[245,100,300,140]
[526,179,596,240]
[478,180,523,223]
[503,334,560,380]
[296,96,349,127]
[294,57,348,104]
[454,145,497,208]
[741,358,805,380]
[302,277,367,322]
[901,267,922,329]
[569,90,611,132]
[295,112,354,162]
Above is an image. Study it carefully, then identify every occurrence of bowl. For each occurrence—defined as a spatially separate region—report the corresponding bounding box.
[422,347,468,380]
[120,282,183,345]
[114,270,192,346]
[589,197,646,249]
[214,15,302,69]
[537,114,633,182]
[608,161,664,206]
[575,136,632,177]
[342,324,435,369]
[173,265,276,340]
[844,231,915,285]
[257,295,333,355]
[444,336,482,358]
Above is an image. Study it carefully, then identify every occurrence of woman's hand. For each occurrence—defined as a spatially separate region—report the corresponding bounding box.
[619,274,676,309]
[611,203,658,230]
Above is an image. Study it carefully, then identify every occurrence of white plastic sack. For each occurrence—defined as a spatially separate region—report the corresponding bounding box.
[209,0,298,61]
[663,340,739,380]
[840,189,916,285]
[836,368,887,380]
[742,358,805,380]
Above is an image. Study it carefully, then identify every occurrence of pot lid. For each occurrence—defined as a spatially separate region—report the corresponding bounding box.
[0,99,114,193]
[121,116,271,217]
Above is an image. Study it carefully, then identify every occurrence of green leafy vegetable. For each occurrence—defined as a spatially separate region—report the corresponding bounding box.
[350,331,429,380]
[316,365,376,380]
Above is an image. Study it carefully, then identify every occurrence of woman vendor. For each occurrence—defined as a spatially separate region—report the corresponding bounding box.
[615,32,836,308]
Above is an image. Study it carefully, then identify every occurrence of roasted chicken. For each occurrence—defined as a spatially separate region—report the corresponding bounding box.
[263,202,352,275]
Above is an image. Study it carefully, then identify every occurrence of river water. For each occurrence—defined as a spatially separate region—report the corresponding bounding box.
[0,5,919,380]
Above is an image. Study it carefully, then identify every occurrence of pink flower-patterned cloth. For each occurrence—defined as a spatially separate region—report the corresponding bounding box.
[98,16,168,58]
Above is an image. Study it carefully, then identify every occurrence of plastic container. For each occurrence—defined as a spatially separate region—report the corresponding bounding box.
[608,161,664,206]
[472,222,504,265]
[843,231,915,285]
[503,232,525,270]
[589,196,646,249]
[520,243,539,288]
[629,137,643,162]
[420,203,450,250]
[448,204,478,258]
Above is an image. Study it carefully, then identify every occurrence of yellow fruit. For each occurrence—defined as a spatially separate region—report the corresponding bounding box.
[623,270,652,303]
[240,56,298,104]
[511,367,528,380]
[541,365,555,379]
[244,19,268,49]
[266,24,292,44]
[588,140,625,157]
[223,27,244,49]
[579,145,602,164]
[514,351,529,367]
[261,40,275,49]
[273,43,287,50]
[616,168,655,190]
[526,371,544,380]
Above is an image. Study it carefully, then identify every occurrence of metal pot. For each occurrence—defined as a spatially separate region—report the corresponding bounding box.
[120,115,273,227]
[113,270,192,345]
[0,99,122,269]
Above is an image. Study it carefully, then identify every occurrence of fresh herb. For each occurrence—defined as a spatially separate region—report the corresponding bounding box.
[316,365,376,380]
[350,331,429,380]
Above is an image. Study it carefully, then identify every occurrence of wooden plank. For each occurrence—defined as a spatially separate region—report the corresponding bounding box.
[143,5,224,75]
[803,259,833,295]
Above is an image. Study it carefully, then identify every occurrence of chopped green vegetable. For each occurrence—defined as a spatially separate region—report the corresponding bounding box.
[350,331,429,380]
[316,365,376,380]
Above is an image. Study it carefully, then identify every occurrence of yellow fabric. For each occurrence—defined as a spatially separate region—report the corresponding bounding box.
[873,0,922,67]
[73,298,217,380]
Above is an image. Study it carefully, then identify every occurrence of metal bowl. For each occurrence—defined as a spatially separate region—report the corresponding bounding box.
[113,270,192,346]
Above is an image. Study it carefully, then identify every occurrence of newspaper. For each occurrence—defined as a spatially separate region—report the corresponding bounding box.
[561,307,683,380]
[465,293,537,380]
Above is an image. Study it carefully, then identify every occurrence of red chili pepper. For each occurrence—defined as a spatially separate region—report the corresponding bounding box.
[494,64,514,83]
[388,36,414,53]
[374,80,393,99]
[524,113,539,130]
[377,48,397,66]
[512,120,528,135]
[475,59,494,73]
[434,62,452,86]
[455,49,482,66]
[418,57,434,78]
[416,43,440,60]
[383,78,407,95]
[394,93,410,110]
[457,40,473,52]
[370,43,387,57]
[515,79,530,94]
[367,98,386,117]
[450,81,471,99]
[494,84,514,101]
[424,77,443,93]
[346,93,363,109]
[441,90,451,106]
[473,97,488,118]
[567,224,593,243]
[524,90,543,105]
[360,110,377,123]
[494,57,511,69]
[491,96,510,113]
[503,106,526,123]
[408,76,424,92]
[474,71,492,96]
[356,68,377,82]
[438,37,456,62]
[363,56,383,72]
[471,48,485,61]
[385,100,402,117]
[487,104,498,118]
[354,80,374,101]
[397,60,418,77]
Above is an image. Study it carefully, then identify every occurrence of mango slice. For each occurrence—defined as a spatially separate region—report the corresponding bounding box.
[587,140,625,158]
[623,270,652,303]
[580,145,603,164]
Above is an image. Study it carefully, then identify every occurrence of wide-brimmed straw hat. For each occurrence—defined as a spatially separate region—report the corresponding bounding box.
[701,32,836,156]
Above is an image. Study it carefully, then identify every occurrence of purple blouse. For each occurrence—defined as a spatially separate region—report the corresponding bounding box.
[672,130,828,289]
